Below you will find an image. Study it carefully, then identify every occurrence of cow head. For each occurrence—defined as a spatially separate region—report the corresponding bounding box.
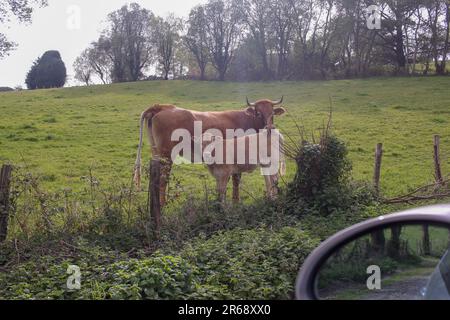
[246,97,286,130]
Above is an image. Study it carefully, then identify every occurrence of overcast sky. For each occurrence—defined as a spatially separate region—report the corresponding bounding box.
[0,0,204,88]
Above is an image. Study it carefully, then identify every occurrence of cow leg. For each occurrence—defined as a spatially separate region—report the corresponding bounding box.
[271,174,279,197]
[159,159,172,207]
[216,174,230,204]
[232,173,241,204]
[264,175,278,200]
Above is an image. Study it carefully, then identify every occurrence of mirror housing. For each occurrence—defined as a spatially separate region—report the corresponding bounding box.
[296,204,450,300]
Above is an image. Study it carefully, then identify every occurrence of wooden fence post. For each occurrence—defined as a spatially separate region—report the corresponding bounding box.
[372,144,385,250]
[0,165,13,242]
[148,160,161,238]
[434,135,443,185]
[373,143,383,195]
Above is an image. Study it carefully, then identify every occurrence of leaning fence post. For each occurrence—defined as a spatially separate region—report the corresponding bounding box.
[433,135,443,185]
[373,143,383,195]
[148,159,161,239]
[0,165,13,242]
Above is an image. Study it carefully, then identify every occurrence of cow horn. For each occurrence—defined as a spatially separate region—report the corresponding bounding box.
[272,96,284,105]
[246,97,255,107]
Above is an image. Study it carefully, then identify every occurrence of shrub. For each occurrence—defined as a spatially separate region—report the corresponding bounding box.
[285,134,376,216]
[26,51,67,90]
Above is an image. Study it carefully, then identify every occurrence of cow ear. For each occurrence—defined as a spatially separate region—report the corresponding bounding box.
[246,107,256,116]
[274,107,286,116]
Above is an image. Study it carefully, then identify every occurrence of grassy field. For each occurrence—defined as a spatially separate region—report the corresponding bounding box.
[0,77,449,199]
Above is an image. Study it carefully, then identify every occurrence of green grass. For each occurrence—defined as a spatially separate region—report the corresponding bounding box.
[1,77,449,198]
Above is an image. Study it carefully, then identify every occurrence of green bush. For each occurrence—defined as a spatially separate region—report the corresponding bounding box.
[285,134,376,216]
[26,50,67,90]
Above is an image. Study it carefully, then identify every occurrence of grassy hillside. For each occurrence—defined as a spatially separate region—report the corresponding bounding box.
[0,77,449,199]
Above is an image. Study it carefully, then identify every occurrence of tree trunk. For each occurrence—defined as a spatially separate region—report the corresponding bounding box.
[395,23,407,72]
[199,65,206,80]
[218,67,226,81]
[424,52,431,75]
[371,230,386,255]
[423,224,431,255]
[388,225,402,259]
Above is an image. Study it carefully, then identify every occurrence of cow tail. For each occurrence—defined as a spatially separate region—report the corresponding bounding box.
[133,111,147,190]
[133,105,169,190]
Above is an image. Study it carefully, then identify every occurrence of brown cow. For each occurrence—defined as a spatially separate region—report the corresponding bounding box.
[134,98,286,206]
[196,130,286,203]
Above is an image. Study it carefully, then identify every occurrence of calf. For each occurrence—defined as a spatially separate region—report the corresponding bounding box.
[195,129,286,203]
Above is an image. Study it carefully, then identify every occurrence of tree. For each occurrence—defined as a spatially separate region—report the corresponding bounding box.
[271,0,295,79]
[74,41,112,85]
[442,0,450,74]
[154,14,182,80]
[378,0,419,72]
[290,0,319,79]
[227,37,266,80]
[73,49,93,85]
[172,40,191,79]
[0,0,48,58]
[25,50,66,89]
[243,0,274,79]
[103,3,156,82]
[185,6,210,80]
[204,0,244,80]
[0,34,16,59]
[88,39,113,84]
[423,0,450,74]
[25,59,39,90]
[408,3,426,74]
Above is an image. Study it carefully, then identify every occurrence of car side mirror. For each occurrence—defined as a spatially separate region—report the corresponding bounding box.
[296,205,450,300]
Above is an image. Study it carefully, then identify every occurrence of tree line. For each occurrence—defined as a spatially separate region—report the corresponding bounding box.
[73,0,449,84]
